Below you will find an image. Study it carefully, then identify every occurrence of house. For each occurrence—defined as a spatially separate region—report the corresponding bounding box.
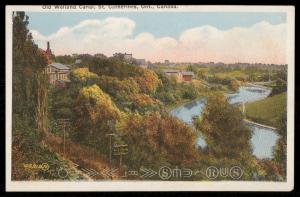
[162,69,194,82]
[135,59,148,69]
[75,59,82,64]
[162,69,183,81]
[46,63,71,84]
[113,52,133,60]
[38,41,71,85]
[181,71,195,82]
[135,59,146,65]
[124,53,133,60]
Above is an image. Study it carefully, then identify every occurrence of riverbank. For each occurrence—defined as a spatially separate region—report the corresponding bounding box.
[165,95,205,113]
[245,92,286,128]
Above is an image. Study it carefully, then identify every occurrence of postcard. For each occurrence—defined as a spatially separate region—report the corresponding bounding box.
[5,5,295,191]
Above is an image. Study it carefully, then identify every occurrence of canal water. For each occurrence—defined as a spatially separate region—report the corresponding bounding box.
[171,86,279,159]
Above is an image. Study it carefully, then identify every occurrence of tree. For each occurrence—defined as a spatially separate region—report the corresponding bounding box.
[182,83,199,100]
[273,111,287,180]
[134,69,161,94]
[117,112,198,169]
[229,79,239,91]
[69,67,99,85]
[130,93,162,113]
[12,11,48,138]
[194,92,252,159]
[72,84,121,154]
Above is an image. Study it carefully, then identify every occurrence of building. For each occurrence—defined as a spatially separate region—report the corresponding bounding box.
[164,60,170,64]
[162,69,194,82]
[181,71,195,82]
[75,59,82,64]
[135,58,148,69]
[124,53,133,60]
[113,52,133,60]
[162,69,183,81]
[135,59,146,65]
[46,63,71,84]
[38,41,71,85]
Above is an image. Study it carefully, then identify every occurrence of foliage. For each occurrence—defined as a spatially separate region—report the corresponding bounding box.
[272,111,287,180]
[49,86,73,119]
[72,85,121,155]
[181,83,199,100]
[228,79,239,91]
[97,75,140,109]
[12,11,48,137]
[194,92,252,159]
[134,69,162,94]
[69,67,99,85]
[270,79,287,96]
[130,93,162,113]
[12,131,82,180]
[86,55,139,79]
[117,112,198,169]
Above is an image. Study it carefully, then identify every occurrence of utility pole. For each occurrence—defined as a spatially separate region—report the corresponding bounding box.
[105,133,116,180]
[113,144,128,170]
[57,118,70,156]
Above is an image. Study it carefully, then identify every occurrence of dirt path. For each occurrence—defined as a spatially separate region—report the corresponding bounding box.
[46,135,119,180]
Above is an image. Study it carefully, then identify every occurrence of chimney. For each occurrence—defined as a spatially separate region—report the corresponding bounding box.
[47,41,50,51]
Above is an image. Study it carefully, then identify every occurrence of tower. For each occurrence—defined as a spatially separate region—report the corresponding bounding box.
[46,41,52,54]
[45,41,52,64]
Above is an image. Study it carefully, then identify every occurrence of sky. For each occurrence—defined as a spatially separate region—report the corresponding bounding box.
[27,12,287,64]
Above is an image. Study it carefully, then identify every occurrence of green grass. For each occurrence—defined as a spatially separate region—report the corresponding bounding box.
[245,92,287,127]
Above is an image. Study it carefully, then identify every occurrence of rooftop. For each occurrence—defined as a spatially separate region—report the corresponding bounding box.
[48,63,70,70]
[162,69,181,73]
[182,71,195,76]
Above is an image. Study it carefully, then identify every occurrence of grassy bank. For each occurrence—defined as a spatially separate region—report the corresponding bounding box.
[245,92,286,127]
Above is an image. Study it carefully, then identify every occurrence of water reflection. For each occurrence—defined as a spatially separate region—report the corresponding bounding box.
[171,86,278,159]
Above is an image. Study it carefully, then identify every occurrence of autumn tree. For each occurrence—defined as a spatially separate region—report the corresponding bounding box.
[134,69,161,94]
[69,67,99,86]
[72,84,121,154]
[130,93,162,113]
[118,112,198,169]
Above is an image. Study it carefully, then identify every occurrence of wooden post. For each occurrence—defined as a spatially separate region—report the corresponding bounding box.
[106,133,116,180]
[119,154,122,170]
[57,119,70,157]
[63,122,66,156]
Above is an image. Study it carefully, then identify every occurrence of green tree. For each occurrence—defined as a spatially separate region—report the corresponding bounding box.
[12,11,48,138]
[194,93,252,159]
[273,111,287,180]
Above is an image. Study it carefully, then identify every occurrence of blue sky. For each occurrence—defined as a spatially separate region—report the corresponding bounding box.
[27,12,286,38]
[27,12,287,64]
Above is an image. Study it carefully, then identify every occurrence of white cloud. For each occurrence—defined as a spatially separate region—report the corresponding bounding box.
[31,18,287,64]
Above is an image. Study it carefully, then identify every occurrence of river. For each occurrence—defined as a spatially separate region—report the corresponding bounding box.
[171,86,279,159]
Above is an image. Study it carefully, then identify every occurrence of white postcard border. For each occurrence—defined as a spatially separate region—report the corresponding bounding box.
[5,5,295,192]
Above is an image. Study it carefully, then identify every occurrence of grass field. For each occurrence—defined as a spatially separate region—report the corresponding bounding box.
[245,92,287,127]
